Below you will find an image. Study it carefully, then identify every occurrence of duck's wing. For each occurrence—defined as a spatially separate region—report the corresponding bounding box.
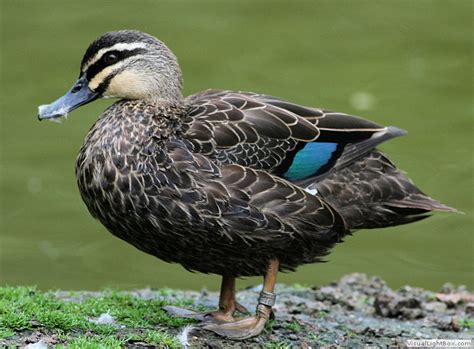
[184,89,403,183]
[166,140,347,239]
[163,140,350,274]
[189,161,350,273]
[216,164,348,237]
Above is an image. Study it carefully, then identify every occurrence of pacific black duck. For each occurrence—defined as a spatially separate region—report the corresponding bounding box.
[38,30,455,339]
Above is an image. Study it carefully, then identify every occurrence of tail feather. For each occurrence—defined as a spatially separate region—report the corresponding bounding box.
[386,199,458,213]
[314,150,457,230]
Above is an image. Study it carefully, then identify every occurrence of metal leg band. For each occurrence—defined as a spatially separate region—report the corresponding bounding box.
[258,290,276,307]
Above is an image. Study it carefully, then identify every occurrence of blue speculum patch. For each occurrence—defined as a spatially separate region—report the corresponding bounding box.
[283,142,338,181]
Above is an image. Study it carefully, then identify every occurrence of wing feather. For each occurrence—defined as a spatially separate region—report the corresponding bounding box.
[184,89,395,180]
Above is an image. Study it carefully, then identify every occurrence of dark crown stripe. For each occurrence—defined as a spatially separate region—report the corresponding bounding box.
[80,30,156,68]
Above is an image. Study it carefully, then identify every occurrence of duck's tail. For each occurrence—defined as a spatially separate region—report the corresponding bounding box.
[313,150,457,230]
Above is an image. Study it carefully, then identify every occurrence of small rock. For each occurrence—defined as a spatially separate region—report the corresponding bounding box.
[297,300,329,315]
[431,315,459,332]
[340,273,368,286]
[436,292,474,307]
[401,308,424,319]
[439,283,468,294]
[133,288,156,300]
[359,327,377,336]
[24,331,42,344]
[25,340,48,349]
[450,317,462,332]
[440,283,456,294]
[374,291,423,319]
[205,339,224,349]
[288,333,298,340]
[465,302,474,316]
[423,301,447,313]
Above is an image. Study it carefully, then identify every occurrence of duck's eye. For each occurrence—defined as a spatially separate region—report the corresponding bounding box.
[104,53,118,64]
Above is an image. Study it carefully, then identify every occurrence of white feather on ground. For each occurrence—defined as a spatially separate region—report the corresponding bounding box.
[176,325,195,348]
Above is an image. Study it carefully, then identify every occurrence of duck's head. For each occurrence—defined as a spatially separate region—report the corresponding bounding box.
[38,30,183,121]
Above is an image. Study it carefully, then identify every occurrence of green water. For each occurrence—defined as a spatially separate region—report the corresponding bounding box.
[1,0,472,292]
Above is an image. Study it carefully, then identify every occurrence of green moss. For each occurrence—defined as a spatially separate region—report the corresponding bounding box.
[263,319,276,334]
[318,311,328,319]
[0,327,15,339]
[128,329,181,348]
[459,317,474,330]
[57,335,126,349]
[309,334,331,345]
[290,283,308,289]
[284,321,302,333]
[358,296,370,305]
[265,341,292,349]
[0,286,196,347]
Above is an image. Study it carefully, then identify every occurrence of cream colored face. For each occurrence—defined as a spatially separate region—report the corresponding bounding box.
[101,69,154,99]
[82,42,152,99]
[88,62,154,100]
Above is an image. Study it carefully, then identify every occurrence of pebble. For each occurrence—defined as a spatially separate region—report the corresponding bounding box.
[133,288,156,300]
[25,340,48,349]
[423,301,447,313]
[465,302,474,316]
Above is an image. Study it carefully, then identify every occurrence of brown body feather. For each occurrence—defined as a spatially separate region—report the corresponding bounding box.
[76,100,347,277]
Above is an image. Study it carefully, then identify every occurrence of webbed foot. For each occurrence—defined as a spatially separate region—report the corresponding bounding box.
[203,259,279,340]
[163,301,248,324]
[165,258,279,340]
[202,304,271,339]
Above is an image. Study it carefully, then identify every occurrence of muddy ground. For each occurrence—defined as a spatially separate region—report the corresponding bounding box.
[7,273,474,348]
[182,273,473,348]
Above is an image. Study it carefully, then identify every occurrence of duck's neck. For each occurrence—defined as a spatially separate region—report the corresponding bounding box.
[114,98,186,137]
[78,99,188,163]
[137,93,184,106]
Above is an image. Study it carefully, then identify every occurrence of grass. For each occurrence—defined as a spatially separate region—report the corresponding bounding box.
[127,329,181,347]
[318,311,329,319]
[309,333,332,346]
[0,286,196,347]
[56,336,127,349]
[265,341,292,349]
[290,283,309,290]
[0,328,15,340]
[459,318,474,330]
[284,321,302,333]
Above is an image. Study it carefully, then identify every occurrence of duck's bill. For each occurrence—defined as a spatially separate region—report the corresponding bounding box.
[37,76,99,121]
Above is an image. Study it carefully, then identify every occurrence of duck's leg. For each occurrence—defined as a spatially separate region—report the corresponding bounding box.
[163,275,248,323]
[202,258,279,340]
[212,275,249,321]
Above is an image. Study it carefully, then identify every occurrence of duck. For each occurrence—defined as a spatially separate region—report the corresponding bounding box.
[37,30,455,339]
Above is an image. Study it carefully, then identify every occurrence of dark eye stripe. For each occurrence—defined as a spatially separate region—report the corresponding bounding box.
[85,48,146,80]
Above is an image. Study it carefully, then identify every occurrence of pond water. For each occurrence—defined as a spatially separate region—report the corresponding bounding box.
[1,1,472,292]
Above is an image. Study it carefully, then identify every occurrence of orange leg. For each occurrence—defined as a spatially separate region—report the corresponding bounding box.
[202,258,279,339]
[163,275,248,323]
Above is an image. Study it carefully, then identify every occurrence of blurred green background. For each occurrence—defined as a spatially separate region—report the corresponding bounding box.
[1,0,472,292]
